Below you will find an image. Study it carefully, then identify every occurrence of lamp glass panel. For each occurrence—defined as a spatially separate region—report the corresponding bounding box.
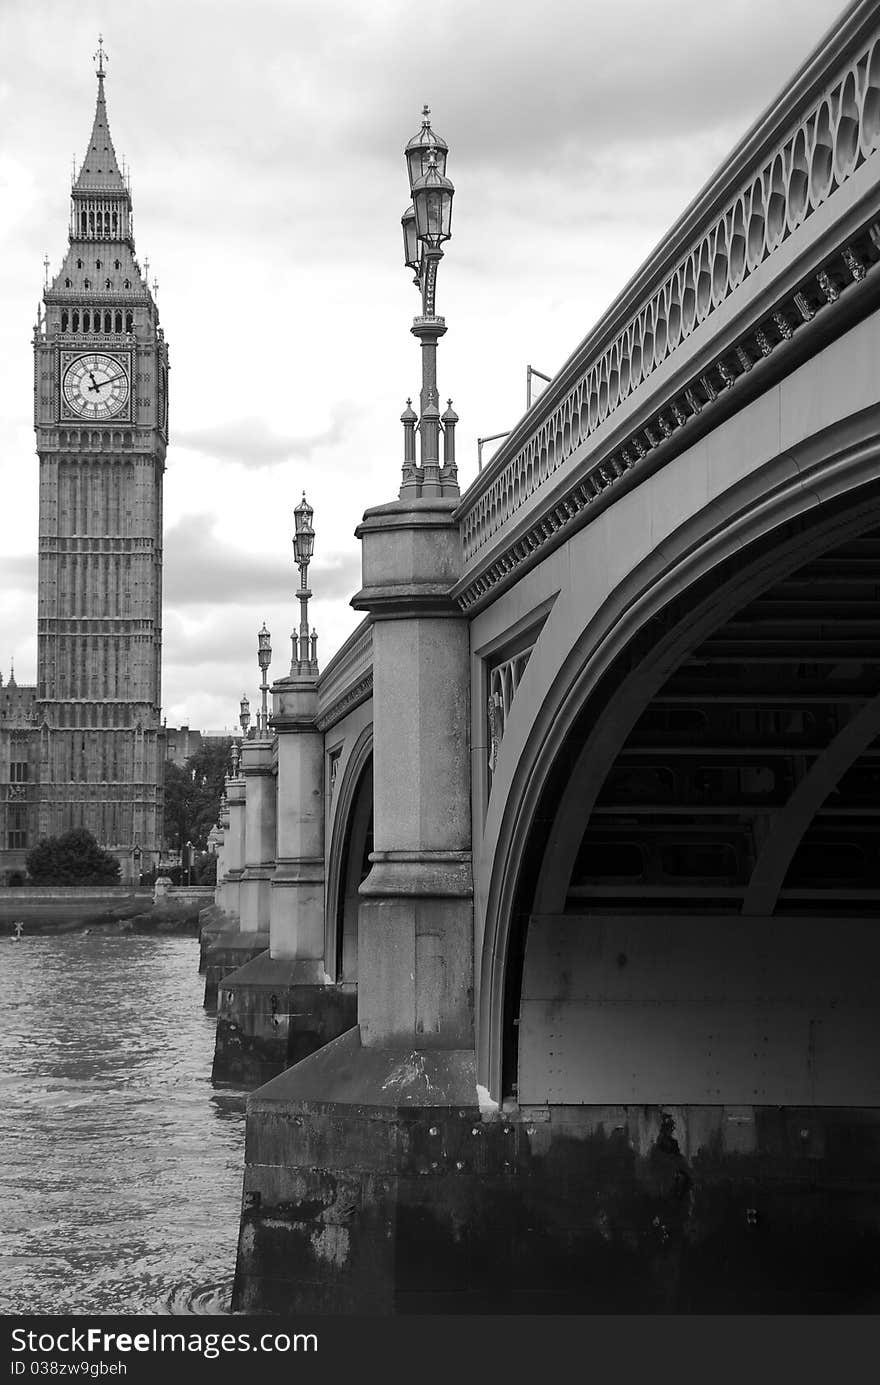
[415,187,452,244]
[406,150,423,191]
[402,211,419,268]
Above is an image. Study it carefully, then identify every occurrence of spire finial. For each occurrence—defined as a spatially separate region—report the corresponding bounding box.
[94,35,107,81]
[422,104,431,125]
[43,255,49,289]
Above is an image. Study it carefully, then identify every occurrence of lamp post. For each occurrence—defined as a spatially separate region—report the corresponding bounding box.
[400,106,457,500]
[293,493,317,671]
[132,842,141,883]
[257,624,272,736]
[239,693,250,743]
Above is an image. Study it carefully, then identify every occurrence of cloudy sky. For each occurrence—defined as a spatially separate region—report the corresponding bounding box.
[0,0,845,732]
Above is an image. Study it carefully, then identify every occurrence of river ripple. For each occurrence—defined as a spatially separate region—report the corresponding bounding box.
[0,933,246,1315]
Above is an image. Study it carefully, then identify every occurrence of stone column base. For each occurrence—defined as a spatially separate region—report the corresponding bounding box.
[198,904,236,973]
[212,954,356,1087]
[203,929,269,1010]
[233,1028,880,1314]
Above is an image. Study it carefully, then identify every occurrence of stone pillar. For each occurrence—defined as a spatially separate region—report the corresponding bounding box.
[233,496,480,1313]
[270,673,325,965]
[214,671,356,1086]
[203,765,269,1011]
[221,775,245,920]
[354,497,472,1047]
[238,737,275,934]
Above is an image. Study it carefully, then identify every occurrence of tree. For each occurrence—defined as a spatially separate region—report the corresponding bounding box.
[193,851,217,885]
[163,737,232,854]
[26,828,121,885]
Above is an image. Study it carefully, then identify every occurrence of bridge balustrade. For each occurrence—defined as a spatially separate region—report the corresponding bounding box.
[455,5,880,610]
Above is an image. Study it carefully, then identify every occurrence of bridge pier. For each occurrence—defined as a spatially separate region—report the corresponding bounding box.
[214,667,354,1085]
[203,773,263,1008]
[233,1051,880,1312]
[233,494,483,1309]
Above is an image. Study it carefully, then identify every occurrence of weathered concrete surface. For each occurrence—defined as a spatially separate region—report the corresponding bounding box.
[212,952,356,1087]
[198,904,236,973]
[233,1029,880,1314]
[202,930,269,1010]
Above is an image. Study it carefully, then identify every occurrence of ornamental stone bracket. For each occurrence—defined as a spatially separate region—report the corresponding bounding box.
[487,645,535,775]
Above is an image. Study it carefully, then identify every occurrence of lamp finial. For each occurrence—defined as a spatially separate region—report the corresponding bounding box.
[94,34,107,81]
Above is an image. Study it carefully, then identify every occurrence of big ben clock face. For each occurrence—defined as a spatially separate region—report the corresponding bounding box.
[61,352,131,421]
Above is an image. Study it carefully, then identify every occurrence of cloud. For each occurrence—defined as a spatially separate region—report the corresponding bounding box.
[0,553,36,589]
[172,408,354,470]
[163,513,360,607]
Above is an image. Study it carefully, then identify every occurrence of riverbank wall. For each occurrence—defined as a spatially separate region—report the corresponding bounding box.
[0,885,214,934]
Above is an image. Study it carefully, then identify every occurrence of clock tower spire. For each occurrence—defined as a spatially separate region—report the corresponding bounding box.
[33,44,168,879]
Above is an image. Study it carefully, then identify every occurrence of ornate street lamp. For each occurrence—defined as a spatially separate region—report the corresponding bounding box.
[292,493,318,670]
[239,693,250,742]
[400,106,457,500]
[257,624,272,736]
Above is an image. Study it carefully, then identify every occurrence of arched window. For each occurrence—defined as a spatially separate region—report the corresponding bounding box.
[115,310,123,333]
[72,310,79,332]
[61,311,68,332]
[80,214,87,235]
[83,310,90,332]
[76,258,83,269]
[64,278,71,288]
[111,212,118,233]
[114,260,120,271]
[96,260,102,269]
[84,278,91,289]
[123,279,130,290]
[105,278,111,289]
[104,311,111,332]
[94,312,101,334]
[125,311,133,333]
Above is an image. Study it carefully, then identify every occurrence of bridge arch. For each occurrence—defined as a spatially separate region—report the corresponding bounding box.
[477,405,880,1100]
[325,726,373,986]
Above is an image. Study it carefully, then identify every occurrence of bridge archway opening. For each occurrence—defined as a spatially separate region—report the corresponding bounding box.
[330,747,373,987]
[494,485,880,1107]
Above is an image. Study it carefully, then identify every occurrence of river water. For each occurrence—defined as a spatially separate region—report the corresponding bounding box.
[0,933,247,1316]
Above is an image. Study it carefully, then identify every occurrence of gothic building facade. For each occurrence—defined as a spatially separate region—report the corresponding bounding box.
[0,52,167,884]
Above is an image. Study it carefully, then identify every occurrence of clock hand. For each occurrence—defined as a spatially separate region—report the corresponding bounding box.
[88,371,99,388]
[87,373,127,392]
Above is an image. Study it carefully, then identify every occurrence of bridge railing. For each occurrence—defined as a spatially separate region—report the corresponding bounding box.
[316,616,372,732]
[455,0,880,608]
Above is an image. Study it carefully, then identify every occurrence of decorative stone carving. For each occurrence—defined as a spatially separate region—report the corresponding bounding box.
[487,646,534,776]
[460,30,880,564]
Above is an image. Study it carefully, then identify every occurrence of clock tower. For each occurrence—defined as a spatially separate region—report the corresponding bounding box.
[33,44,167,877]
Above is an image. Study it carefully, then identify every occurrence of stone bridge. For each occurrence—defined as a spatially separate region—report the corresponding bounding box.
[209,0,880,1312]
